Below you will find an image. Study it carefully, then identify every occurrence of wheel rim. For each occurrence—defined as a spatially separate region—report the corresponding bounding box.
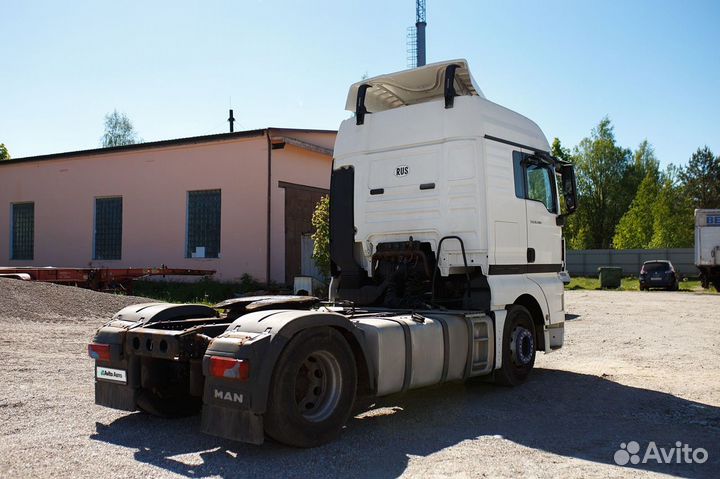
[294,350,343,422]
[510,326,534,366]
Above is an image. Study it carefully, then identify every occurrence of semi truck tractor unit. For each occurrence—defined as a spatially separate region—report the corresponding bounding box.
[695,209,720,291]
[89,60,578,447]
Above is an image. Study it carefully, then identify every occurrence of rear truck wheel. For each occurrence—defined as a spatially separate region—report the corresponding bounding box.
[264,327,357,447]
[495,305,536,387]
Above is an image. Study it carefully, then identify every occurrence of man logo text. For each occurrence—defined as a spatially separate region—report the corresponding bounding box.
[214,389,244,403]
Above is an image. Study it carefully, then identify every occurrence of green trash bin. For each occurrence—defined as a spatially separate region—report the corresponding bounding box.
[598,267,623,289]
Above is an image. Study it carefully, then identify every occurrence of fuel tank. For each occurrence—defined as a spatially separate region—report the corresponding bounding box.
[353,311,494,396]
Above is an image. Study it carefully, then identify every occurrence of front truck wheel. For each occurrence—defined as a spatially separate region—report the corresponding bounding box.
[494,305,537,386]
[264,327,357,447]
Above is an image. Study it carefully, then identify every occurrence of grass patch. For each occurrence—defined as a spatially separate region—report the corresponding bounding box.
[131,274,284,304]
[565,276,713,293]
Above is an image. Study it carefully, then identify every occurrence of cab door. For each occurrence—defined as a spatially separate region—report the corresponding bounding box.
[521,150,562,269]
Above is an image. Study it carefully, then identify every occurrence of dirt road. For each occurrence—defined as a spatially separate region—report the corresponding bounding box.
[0,279,718,478]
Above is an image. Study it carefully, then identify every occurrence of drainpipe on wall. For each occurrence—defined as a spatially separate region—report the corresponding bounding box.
[266,129,272,284]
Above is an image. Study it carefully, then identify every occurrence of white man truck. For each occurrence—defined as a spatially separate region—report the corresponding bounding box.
[695,209,720,291]
[88,60,578,447]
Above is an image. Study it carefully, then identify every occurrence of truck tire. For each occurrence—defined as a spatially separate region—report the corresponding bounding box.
[494,305,536,387]
[264,327,357,447]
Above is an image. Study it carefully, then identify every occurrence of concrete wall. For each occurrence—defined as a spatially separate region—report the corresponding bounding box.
[0,129,335,283]
[567,248,697,277]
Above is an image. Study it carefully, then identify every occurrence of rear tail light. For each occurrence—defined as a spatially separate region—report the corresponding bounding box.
[88,343,111,362]
[209,356,250,381]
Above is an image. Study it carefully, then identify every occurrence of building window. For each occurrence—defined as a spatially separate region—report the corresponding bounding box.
[94,197,123,260]
[187,189,221,258]
[11,202,34,260]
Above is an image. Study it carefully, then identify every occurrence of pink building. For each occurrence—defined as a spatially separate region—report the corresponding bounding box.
[0,128,336,284]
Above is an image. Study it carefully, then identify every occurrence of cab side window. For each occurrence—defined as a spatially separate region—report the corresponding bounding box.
[512,151,526,198]
[512,151,557,213]
[526,164,556,213]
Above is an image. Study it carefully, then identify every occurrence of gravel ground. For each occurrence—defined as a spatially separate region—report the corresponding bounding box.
[0,278,718,478]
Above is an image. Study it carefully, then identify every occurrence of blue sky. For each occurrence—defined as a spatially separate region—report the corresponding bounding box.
[1,0,718,166]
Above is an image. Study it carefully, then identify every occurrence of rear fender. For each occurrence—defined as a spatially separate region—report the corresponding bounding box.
[110,303,217,325]
[203,309,372,415]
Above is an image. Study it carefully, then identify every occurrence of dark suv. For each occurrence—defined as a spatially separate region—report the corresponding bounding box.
[639,260,679,291]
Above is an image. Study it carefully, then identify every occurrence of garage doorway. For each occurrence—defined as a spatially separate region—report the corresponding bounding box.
[279,182,328,285]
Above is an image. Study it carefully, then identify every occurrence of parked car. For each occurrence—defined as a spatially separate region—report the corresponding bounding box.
[639,260,679,291]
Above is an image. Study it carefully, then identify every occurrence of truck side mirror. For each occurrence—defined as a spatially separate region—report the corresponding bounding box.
[560,164,578,215]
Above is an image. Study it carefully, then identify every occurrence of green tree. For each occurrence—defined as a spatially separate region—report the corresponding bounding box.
[613,142,661,249]
[551,137,571,163]
[310,195,330,278]
[625,140,659,194]
[649,168,694,248]
[0,143,10,161]
[613,169,661,249]
[614,162,694,249]
[570,117,633,249]
[101,110,141,147]
[678,146,720,209]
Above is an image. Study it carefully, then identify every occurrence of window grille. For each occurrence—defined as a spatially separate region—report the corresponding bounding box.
[187,190,221,258]
[94,197,123,260]
[11,202,34,260]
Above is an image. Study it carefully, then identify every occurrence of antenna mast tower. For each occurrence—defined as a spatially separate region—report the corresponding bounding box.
[407,0,427,68]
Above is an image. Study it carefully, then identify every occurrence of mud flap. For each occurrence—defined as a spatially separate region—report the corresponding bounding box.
[201,404,264,445]
[95,381,137,411]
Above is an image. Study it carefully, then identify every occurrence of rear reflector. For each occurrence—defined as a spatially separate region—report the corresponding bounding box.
[88,343,111,362]
[209,356,250,380]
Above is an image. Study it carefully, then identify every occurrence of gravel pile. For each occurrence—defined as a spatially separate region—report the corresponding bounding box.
[0,277,154,322]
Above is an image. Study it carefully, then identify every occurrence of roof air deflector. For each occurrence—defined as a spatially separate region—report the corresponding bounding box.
[345,59,484,114]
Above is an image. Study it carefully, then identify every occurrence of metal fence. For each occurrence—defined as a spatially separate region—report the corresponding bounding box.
[566,248,696,277]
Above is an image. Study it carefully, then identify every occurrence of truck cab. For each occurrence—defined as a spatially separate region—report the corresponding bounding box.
[330,59,577,349]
